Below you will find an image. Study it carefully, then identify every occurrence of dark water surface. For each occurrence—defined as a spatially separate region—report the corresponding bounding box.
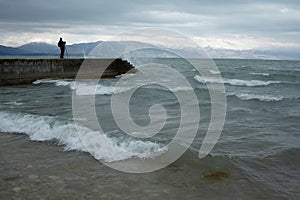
[0,59,299,199]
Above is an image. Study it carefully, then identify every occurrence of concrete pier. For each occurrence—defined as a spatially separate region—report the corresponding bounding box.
[0,58,134,86]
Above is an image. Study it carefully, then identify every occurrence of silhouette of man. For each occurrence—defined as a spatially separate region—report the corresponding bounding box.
[58,37,66,58]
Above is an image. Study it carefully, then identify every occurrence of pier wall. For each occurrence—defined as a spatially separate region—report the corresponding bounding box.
[0,58,134,86]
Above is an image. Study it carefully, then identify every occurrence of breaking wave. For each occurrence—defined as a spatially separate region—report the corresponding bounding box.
[227,92,283,102]
[0,111,167,162]
[194,75,281,87]
[249,72,270,77]
[33,79,194,95]
[4,101,23,106]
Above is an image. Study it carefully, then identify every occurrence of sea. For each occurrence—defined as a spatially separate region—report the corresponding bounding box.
[0,58,299,199]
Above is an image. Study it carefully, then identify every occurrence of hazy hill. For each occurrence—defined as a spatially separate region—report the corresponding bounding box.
[18,42,58,54]
[0,41,299,60]
[0,45,34,55]
[16,41,102,57]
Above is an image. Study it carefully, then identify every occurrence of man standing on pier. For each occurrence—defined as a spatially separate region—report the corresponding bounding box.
[58,37,66,58]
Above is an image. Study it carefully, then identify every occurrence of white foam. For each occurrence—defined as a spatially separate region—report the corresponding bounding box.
[223,79,280,86]
[170,86,194,92]
[33,79,132,96]
[33,79,74,87]
[0,111,167,162]
[142,84,193,92]
[34,78,193,95]
[227,93,283,102]
[209,70,221,75]
[250,72,270,77]
[4,101,23,106]
[75,83,118,96]
[194,75,281,86]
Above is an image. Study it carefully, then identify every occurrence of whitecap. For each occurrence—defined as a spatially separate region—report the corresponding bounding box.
[209,70,221,75]
[34,78,193,95]
[33,79,74,87]
[194,75,281,87]
[4,101,23,106]
[249,72,270,77]
[227,92,283,102]
[33,79,132,96]
[0,111,167,162]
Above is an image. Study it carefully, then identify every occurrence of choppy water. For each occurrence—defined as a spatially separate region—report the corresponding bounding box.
[0,59,299,199]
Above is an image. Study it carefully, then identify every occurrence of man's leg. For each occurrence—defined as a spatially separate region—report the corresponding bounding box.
[60,48,64,58]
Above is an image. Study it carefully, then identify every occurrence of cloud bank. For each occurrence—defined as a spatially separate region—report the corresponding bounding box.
[0,0,299,52]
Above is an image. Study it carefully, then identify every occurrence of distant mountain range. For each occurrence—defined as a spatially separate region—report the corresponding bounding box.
[0,41,102,57]
[0,41,299,60]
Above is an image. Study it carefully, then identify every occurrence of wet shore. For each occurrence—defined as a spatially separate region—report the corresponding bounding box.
[0,132,283,200]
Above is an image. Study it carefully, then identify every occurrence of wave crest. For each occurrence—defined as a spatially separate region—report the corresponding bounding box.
[194,75,281,87]
[0,111,167,162]
[249,72,270,77]
[33,78,193,95]
[227,92,283,102]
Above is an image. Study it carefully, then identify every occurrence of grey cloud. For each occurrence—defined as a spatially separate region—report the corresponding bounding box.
[0,0,299,48]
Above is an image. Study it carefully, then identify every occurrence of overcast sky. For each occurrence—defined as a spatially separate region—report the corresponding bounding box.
[0,0,299,50]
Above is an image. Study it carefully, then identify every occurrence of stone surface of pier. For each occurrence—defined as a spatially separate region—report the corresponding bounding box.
[0,58,134,86]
